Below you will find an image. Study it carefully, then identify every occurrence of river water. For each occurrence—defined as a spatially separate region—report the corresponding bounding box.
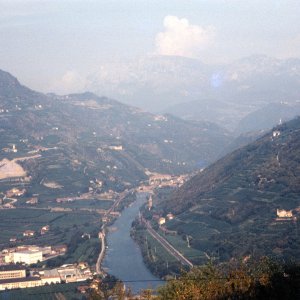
[102,193,163,293]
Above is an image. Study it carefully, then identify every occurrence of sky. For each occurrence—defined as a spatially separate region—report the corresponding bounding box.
[0,0,300,93]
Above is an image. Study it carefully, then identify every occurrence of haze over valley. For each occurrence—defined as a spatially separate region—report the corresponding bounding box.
[1,1,300,298]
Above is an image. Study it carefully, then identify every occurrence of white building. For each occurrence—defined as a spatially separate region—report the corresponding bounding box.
[13,250,43,265]
[40,269,61,285]
[166,213,174,220]
[273,131,281,137]
[158,217,166,225]
[277,209,293,218]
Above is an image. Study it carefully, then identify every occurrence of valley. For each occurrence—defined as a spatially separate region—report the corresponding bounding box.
[0,68,299,298]
[139,118,300,276]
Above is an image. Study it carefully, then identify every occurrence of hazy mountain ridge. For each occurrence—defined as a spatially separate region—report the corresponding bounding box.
[235,102,300,134]
[85,55,300,131]
[158,117,300,262]
[0,69,230,201]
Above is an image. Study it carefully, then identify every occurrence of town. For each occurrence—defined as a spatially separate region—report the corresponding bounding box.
[0,163,190,295]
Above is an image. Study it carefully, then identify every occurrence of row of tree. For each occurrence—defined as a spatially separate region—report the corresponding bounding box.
[89,257,300,299]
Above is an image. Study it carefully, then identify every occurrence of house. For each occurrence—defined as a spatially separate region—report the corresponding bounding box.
[273,131,281,137]
[277,209,293,218]
[108,145,123,151]
[81,233,91,239]
[12,144,17,153]
[40,225,50,235]
[90,278,101,291]
[52,245,67,254]
[23,230,35,237]
[26,197,38,205]
[158,217,166,225]
[166,213,174,220]
[6,188,26,198]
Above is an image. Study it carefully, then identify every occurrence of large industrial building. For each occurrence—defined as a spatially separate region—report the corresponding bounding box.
[0,263,92,291]
[12,250,43,265]
[0,265,26,280]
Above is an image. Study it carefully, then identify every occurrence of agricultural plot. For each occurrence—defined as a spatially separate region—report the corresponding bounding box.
[0,208,102,266]
[160,233,206,262]
[0,282,83,300]
[54,199,114,210]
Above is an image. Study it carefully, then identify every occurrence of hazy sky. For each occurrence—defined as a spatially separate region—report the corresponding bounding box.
[1,0,300,92]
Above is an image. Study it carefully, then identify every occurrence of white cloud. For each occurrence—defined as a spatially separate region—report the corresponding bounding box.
[155,16,215,58]
[50,71,87,94]
[282,34,300,58]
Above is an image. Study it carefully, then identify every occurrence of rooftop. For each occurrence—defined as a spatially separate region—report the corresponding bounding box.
[0,277,40,284]
[0,265,26,272]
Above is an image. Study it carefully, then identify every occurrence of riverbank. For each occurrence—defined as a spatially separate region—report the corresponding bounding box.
[131,224,184,279]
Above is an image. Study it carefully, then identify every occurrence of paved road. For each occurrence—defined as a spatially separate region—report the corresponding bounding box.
[142,217,193,268]
[105,190,129,216]
[96,232,105,274]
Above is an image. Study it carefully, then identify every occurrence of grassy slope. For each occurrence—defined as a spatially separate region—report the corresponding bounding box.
[159,118,300,263]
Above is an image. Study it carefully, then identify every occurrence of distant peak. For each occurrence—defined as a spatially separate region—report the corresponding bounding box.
[0,69,21,86]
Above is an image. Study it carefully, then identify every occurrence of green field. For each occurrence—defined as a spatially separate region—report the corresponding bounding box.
[161,233,206,263]
[132,228,186,277]
[0,208,102,267]
[0,282,84,300]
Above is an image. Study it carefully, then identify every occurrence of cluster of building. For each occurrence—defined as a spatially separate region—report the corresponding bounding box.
[146,195,175,226]
[0,263,92,291]
[25,197,38,205]
[154,213,174,226]
[6,188,25,198]
[2,144,18,153]
[0,188,27,209]
[1,244,66,265]
[276,208,297,221]
[8,225,50,242]
[148,173,187,188]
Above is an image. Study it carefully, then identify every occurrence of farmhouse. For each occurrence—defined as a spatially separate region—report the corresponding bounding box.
[40,225,50,235]
[6,188,26,198]
[158,217,166,225]
[166,213,174,220]
[23,230,35,237]
[277,209,293,218]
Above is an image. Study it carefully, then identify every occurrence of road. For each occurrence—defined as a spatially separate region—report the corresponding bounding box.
[96,232,106,274]
[105,190,130,216]
[141,217,193,268]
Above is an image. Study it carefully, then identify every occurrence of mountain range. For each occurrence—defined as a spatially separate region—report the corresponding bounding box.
[0,69,230,202]
[158,117,300,263]
[85,55,300,131]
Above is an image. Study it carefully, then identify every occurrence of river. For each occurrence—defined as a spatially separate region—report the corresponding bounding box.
[102,192,163,294]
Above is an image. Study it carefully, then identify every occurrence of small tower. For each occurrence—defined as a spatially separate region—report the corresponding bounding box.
[186,235,191,248]
[148,195,153,211]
